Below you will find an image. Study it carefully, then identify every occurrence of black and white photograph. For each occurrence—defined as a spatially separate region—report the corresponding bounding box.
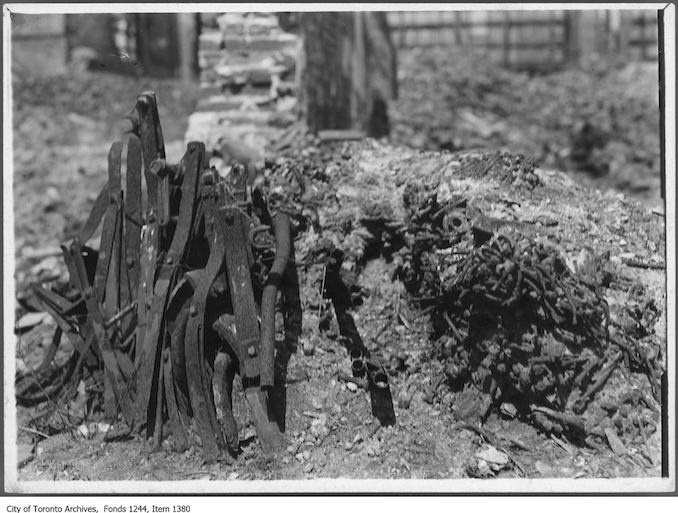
[2,2,675,497]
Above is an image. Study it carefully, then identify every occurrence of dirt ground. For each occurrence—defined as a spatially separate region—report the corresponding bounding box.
[10,54,666,485]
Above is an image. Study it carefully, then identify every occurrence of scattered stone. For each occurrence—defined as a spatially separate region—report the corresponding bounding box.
[238,428,256,443]
[29,256,61,280]
[68,380,87,420]
[17,442,34,468]
[604,427,627,455]
[15,358,27,374]
[44,186,61,208]
[475,445,510,472]
[309,415,329,440]
[302,338,315,356]
[500,402,518,419]
[346,382,359,392]
[467,458,494,478]
[397,387,413,409]
[21,246,62,259]
[364,438,382,457]
[15,312,49,331]
[534,460,552,476]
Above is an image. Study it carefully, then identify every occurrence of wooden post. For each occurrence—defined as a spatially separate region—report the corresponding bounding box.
[177,13,198,82]
[502,12,511,68]
[618,11,631,58]
[564,10,582,65]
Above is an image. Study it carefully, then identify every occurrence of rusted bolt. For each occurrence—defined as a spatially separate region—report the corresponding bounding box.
[165,256,173,265]
[349,348,363,361]
[189,305,198,316]
[136,95,150,110]
[372,370,389,389]
[201,172,215,186]
[126,258,135,268]
[247,346,257,357]
[351,358,366,378]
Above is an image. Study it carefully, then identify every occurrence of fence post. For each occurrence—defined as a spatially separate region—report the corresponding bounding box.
[564,10,582,64]
[618,11,631,58]
[502,12,511,68]
[177,13,198,82]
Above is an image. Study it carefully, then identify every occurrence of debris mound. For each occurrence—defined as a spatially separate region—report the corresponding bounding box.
[456,151,542,189]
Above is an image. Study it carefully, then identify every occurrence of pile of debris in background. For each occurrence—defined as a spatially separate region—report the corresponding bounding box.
[391,48,661,203]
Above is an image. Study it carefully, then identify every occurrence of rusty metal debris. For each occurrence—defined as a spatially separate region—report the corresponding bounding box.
[394,179,662,439]
[16,91,302,460]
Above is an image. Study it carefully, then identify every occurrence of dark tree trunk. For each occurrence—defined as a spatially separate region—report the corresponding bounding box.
[298,12,396,137]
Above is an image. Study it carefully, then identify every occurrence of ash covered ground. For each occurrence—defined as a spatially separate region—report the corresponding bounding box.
[11,50,666,482]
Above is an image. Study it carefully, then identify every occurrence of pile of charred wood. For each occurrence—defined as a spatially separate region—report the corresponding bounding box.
[16,92,301,461]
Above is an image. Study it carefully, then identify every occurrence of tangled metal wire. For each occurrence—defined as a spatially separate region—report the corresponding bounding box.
[394,179,626,430]
[432,232,610,411]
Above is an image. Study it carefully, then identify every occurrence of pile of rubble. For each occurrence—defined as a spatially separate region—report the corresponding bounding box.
[391,47,661,201]
[259,139,665,450]
[14,91,665,474]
